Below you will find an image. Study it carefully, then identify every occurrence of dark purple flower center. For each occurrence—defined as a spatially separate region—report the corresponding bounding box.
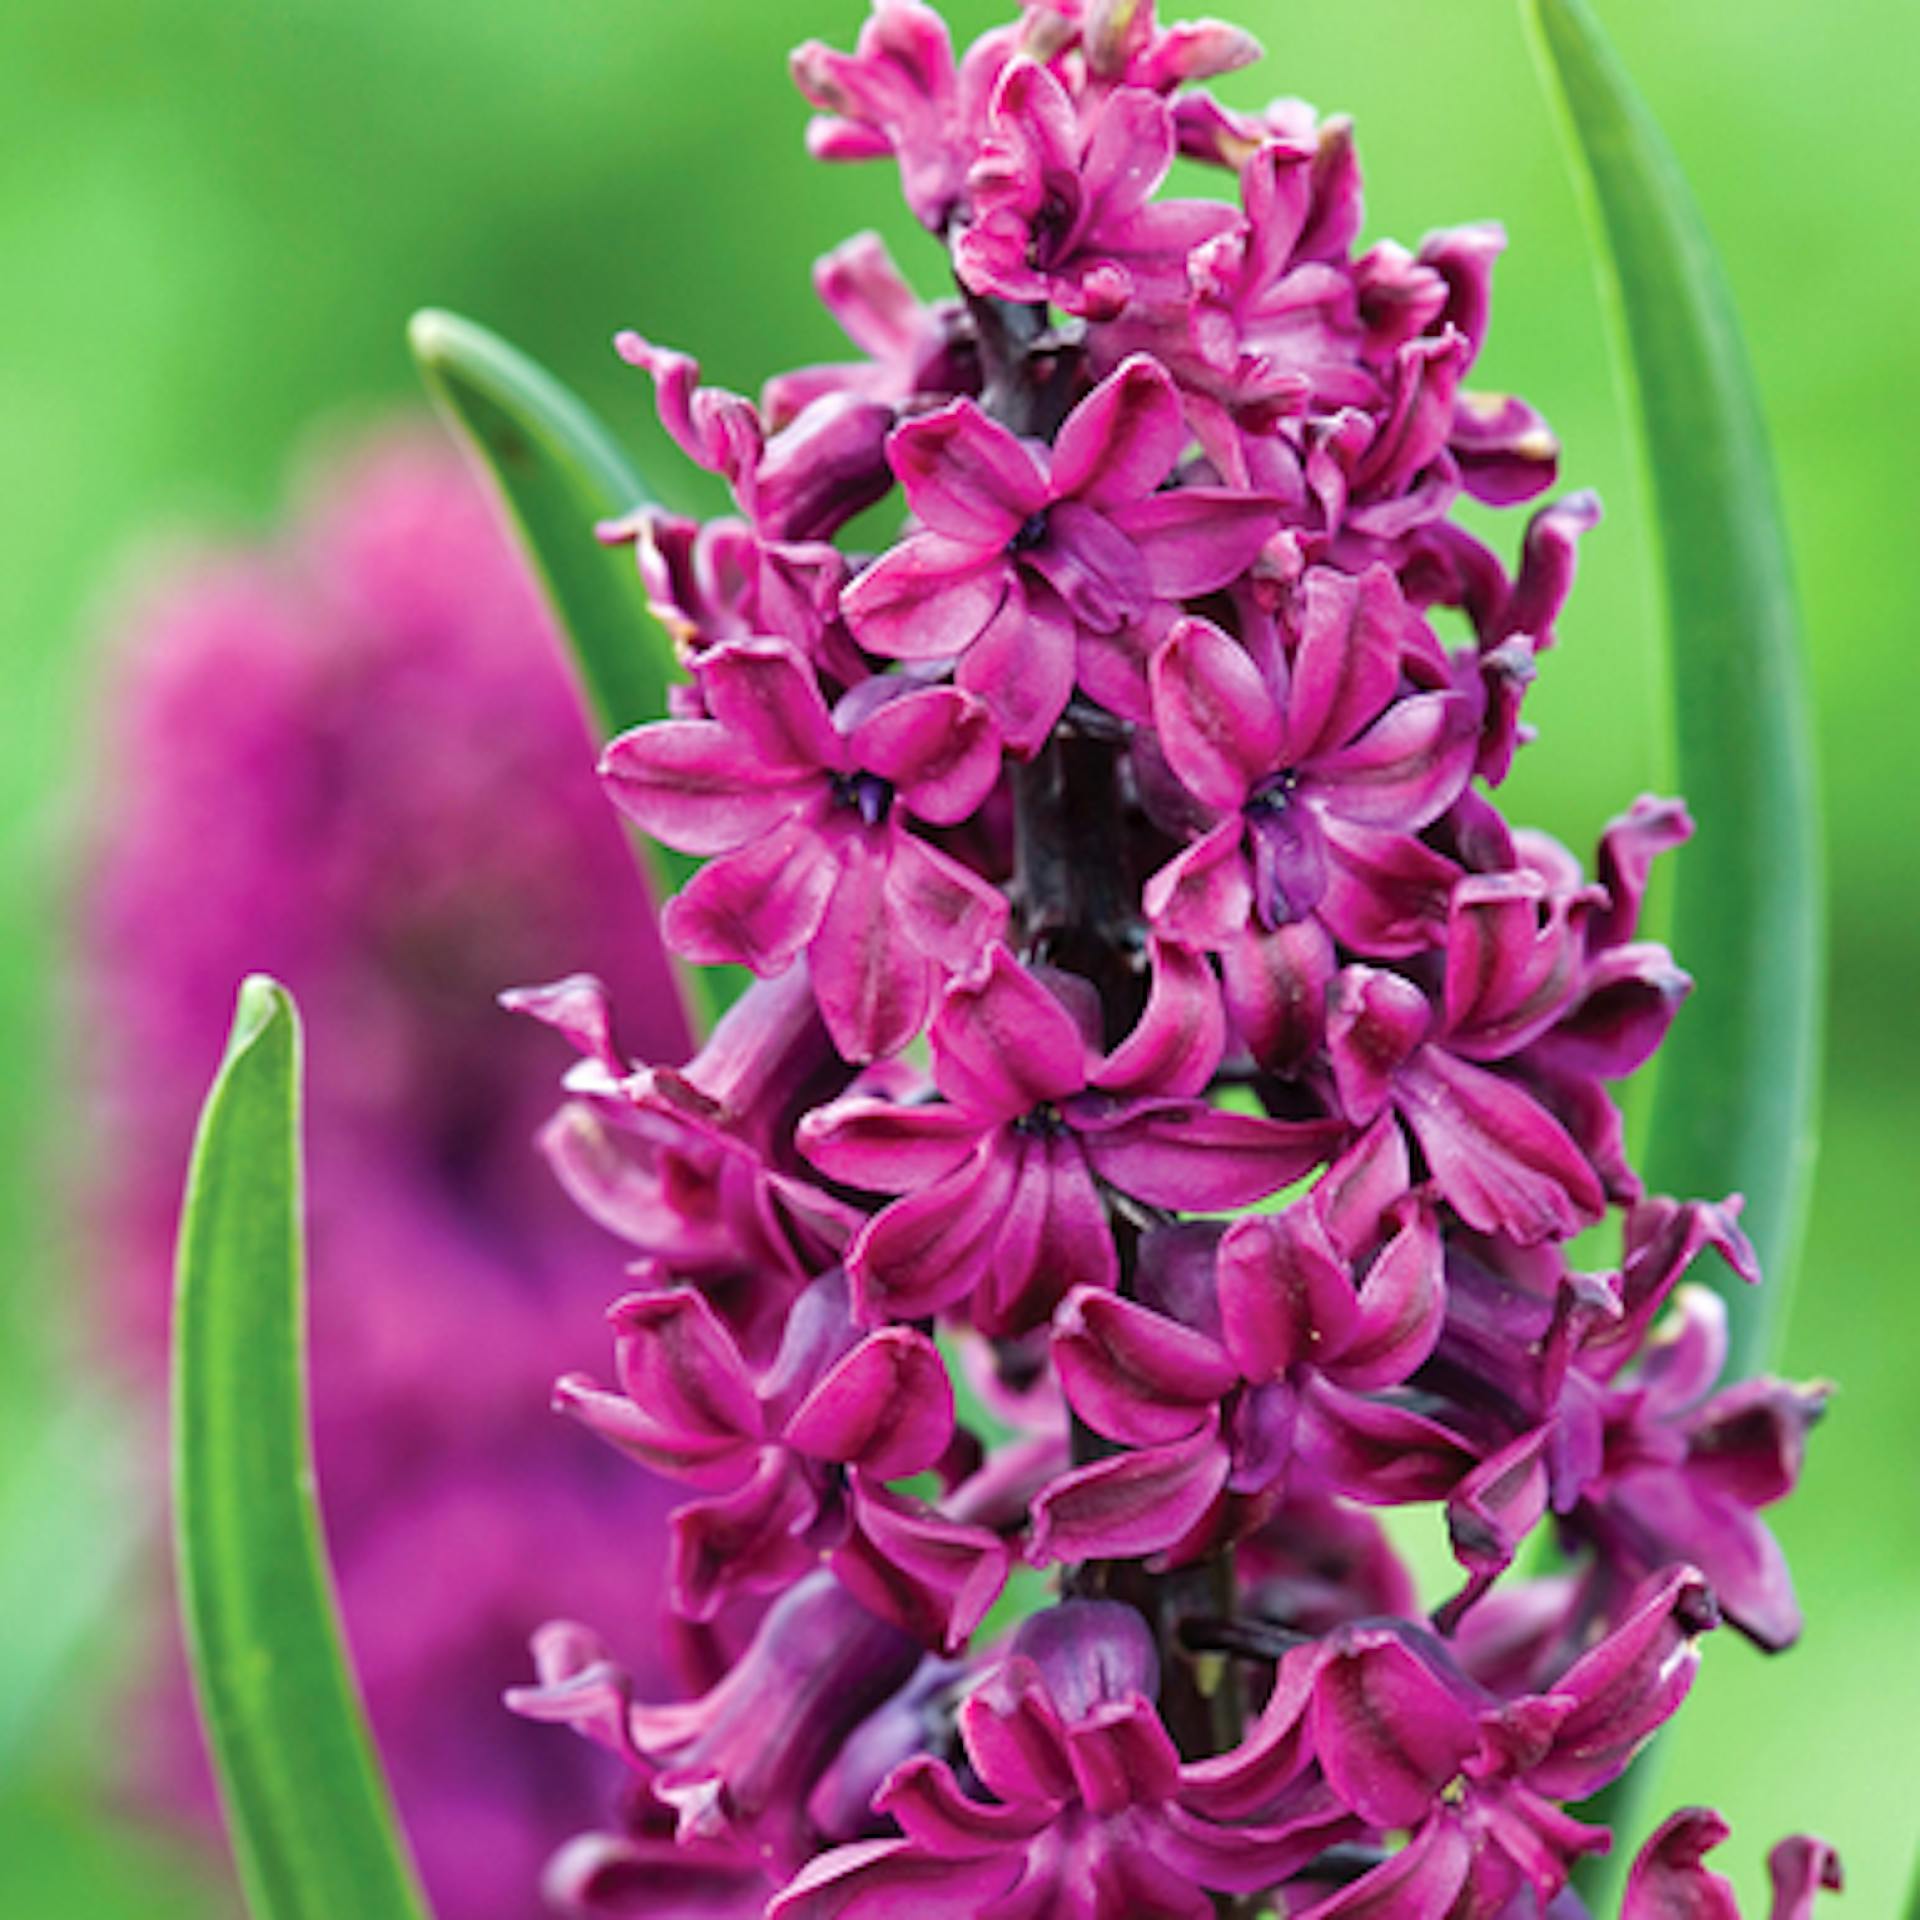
[1247,770,1300,814]
[1009,509,1052,554]
[833,769,895,827]
[1014,1101,1068,1138]
[1029,181,1082,269]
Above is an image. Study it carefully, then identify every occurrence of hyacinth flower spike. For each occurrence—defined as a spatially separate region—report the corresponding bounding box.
[154,0,1839,1914]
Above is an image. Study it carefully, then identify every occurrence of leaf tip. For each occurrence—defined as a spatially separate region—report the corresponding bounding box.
[228,973,294,1057]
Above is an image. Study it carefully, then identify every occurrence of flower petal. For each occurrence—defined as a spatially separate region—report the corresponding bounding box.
[886,395,1050,542]
[810,832,936,1062]
[600,719,817,854]
[1079,1097,1341,1211]
[662,818,839,973]
[850,685,1003,825]
[842,534,1008,662]
[848,1141,1021,1324]
[785,1326,954,1478]
[699,636,845,773]
[931,944,1091,1117]
[1217,1204,1358,1382]
[1028,1421,1230,1563]
[1149,616,1282,812]
[1095,936,1226,1099]
[1051,353,1186,511]
[1052,1287,1236,1445]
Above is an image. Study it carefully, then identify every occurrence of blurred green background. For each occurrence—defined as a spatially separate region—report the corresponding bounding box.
[2,0,1913,1910]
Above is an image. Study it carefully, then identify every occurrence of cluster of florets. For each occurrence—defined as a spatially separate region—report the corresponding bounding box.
[506,4,1836,1914]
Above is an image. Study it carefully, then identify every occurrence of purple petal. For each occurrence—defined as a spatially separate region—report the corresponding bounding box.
[1768,1837,1844,1918]
[981,1128,1119,1337]
[877,1754,1051,1852]
[1396,1047,1606,1244]
[848,1142,1020,1324]
[1297,1377,1476,1505]
[1246,788,1330,927]
[1284,567,1406,765]
[841,534,1008,662]
[699,636,845,773]
[1290,1811,1473,1919]
[784,1327,954,1478]
[1593,795,1693,950]
[1052,1287,1236,1445]
[498,971,626,1077]
[798,1095,987,1191]
[1119,488,1282,599]
[662,818,839,973]
[1144,817,1256,949]
[1051,353,1186,511]
[885,828,1010,974]
[1217,1205,1358,1382]
[600,719,818,854]
[1028,1421,1229,1563]
[605,1286,763,1452]
[1336,1204,1445,1389]
[834,1477,1012,1656]
[954,569,1078,753]
[1442,870,1592,1060]
[811,832,936,1062]
[1314,1114,1413,1261]
[1308,690,1475,831]
[669,1448,821,1621]
[1319,817,1461,958]
[769,1837,1025,1919]
[1622,1809,1742,1920]
[849,685,1003,825]
[1310,1630,1479,1828]
[1327,964,1431,1125]
[1024,499,1152,633]
[1079,1098,1341,1211]
[931,944,1091,1118]
[886,395,1049,543]
[1220,918,1335,1075]
[1530,1565,1719,1800]
[1095,936,1226,1099]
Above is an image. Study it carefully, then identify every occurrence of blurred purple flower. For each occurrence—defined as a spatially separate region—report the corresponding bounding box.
[81,427,695,1919]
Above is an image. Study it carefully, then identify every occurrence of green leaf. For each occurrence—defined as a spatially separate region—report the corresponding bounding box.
[408,308,740,1030]
[1525,0,1823,1360]
[173,978,432,1920]
[1524,0,1825,1897]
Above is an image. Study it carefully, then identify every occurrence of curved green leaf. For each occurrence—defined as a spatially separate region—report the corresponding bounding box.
[1525,0,1823,1357]
[409,308,739,1030]
[1524,0,1824,1898]
[173,978,432,1920]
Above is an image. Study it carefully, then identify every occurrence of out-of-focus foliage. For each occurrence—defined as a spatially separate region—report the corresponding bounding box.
[0,1,1913,1912]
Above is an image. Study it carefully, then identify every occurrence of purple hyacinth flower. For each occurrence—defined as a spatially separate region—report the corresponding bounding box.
[1294,1567,1720,1916]
[1142,572,1475,946]
[840,354,1281,747]
[600,636,1008,1061]
[1031,1190,1442,1563]
[791,1,1019,231]
[510,1572,924,1883]
[954,58,1240,321]
[1623,1810,1842,1919]
[556,1270,956,1621]
[801,941,1340,1334]
[769,1600,1355,1919]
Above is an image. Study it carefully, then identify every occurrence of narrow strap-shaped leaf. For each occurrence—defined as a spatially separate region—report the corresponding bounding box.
[1524,2,1824,1899]
[173,978,433,1919]
[409,309,739,1031]
[1525,0,1823,1363]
